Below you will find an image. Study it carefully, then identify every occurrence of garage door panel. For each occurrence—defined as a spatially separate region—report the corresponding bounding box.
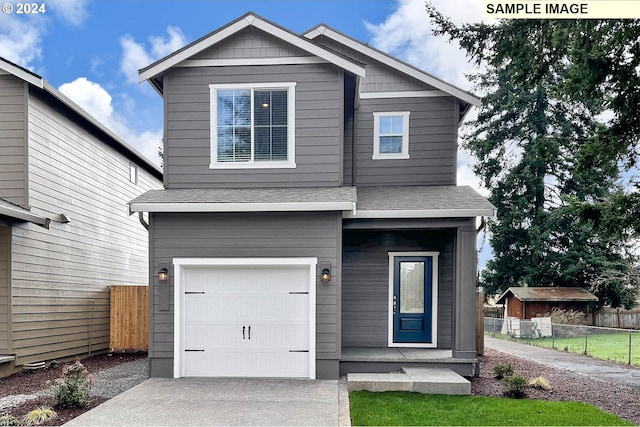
[181,263,312,378]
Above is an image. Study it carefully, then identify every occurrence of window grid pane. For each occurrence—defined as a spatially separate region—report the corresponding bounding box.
[253,90,288,162]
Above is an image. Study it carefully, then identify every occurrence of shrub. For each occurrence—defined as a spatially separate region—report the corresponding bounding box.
[0,413,18,427]
[50,359,94,409]
[502,374,528,398]
[24,408,57,426]
[493,362,514,379]
[543,307,587,325]
[529,376,551,390]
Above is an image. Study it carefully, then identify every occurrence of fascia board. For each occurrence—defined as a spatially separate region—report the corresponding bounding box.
[0,59,44,88]
[139,14,366,84]
[344,208,496,219]
[305,25,480,107]
[0,206,50,229]
[129,201,356,213]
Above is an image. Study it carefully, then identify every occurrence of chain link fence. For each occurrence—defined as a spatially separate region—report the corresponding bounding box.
[485,317,640,366]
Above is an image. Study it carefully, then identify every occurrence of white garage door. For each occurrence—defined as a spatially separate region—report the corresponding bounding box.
[175,259,316,378]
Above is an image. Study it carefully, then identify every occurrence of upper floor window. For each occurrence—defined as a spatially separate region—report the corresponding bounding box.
[129,163,138,184]
[210,83,296,169]
[372,111,410,160]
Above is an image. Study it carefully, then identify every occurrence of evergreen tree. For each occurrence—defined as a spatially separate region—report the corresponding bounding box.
[425,9,639,307]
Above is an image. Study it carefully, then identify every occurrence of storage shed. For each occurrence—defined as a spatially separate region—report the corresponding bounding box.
[496,287,598,320]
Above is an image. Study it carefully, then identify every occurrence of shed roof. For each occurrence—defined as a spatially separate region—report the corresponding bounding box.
[0,197,49,228]
[496,287,598,305]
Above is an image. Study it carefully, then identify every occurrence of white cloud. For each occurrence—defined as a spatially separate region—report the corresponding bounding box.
[59,77,162,166]
[47,0,89,26]
[120,26,187,85]
[0,0,89,69]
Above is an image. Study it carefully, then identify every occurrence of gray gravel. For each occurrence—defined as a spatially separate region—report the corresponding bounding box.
[89,358,148,399]
[0,358,148,411]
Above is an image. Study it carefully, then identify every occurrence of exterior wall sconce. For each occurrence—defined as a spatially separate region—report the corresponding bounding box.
[158,268,169,281]
[321,265,331,282]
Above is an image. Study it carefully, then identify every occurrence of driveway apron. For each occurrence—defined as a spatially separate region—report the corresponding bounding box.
[65,378,347,426]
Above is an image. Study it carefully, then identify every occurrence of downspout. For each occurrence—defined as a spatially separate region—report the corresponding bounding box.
[352,76,361,186]
[138,212,149,230]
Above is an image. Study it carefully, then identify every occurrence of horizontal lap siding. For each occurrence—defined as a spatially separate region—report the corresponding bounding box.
[0,226,9,353]
[355,98,457,186]
[165,62,343,188]
[0,74,27,207]
[342,229,454,348]
[8,93,161,365]
[150,211,340,360]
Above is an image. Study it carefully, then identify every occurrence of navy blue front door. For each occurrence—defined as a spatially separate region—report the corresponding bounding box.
[393,256,432,343]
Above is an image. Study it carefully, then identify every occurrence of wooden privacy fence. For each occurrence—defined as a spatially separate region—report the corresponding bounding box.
[595,308,640,329]
[109,285,148,351]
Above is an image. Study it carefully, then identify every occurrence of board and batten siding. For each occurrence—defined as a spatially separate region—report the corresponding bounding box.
[164,49,344,188]
[354,97,458,186]
[148,211,341,377]
[342,228,455,349]
[0,226,10,354]
[0,73,28,207]
[7,91,160,365]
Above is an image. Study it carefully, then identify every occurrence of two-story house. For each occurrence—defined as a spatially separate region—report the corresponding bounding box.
[0,57,162,376]
[130,13,495,380]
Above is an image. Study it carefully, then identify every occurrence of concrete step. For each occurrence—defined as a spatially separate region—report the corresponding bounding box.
[347,367,470,395]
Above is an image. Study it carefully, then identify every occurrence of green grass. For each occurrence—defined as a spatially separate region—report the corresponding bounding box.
[349,391,633,426]
[491,332,640,366]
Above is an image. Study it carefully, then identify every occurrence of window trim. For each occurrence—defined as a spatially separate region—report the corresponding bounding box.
[209,82,296,169]
[372,111,410,160]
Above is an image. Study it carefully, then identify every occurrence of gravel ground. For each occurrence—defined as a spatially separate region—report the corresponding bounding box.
[2,349,640,425]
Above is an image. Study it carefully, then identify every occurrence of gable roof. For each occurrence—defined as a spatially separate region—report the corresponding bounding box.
[304,24,481,108]
[496,287,598,305]
[0,57,163,181]
[139,12,367,93]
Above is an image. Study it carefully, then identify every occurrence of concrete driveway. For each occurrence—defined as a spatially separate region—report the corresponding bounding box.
[65,378,350,426]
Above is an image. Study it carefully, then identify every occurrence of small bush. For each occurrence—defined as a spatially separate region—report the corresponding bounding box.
[24,408,57,426]
[529,376,551,390]
[502,374,528,398]
[543,307,587,325]
[0,413,18,427]
[493,362,514,379]
[50,359,93,409]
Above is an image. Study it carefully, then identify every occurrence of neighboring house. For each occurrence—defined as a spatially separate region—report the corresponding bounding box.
[130,13,495,380]
[496,287,598,320]
[0,57,163,376]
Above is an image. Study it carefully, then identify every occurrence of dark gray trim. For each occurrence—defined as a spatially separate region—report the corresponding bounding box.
[316,359,339,379]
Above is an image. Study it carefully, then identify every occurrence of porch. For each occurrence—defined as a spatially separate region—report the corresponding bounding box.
[339,347,477,377]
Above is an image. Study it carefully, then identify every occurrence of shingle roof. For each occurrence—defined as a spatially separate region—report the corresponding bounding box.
[496,287,599,304]
[355,185,494,211]
[129,185,495,218]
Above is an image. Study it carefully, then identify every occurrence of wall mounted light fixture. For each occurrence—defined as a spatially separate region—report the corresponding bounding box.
[321,265,331,282]
[158,268,169,281]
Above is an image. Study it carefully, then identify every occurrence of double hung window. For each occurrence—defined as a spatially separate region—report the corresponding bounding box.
[372,111,410,160]
[210,83,296,168]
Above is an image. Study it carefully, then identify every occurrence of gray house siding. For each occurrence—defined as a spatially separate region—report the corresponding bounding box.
[342,228,455,348]
[149,211,341,378]
[0,73,28,207]
[5,90,160,366]
[164,35,344,189]
[0,226,9,354]
[354,97,458,186]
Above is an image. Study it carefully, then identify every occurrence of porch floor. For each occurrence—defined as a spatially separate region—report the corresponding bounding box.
[339,347,477,377]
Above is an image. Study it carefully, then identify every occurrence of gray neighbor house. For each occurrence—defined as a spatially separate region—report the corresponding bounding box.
[130,13,495,380]
[0,57,162,376]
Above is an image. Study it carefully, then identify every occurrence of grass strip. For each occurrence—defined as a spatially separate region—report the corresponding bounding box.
[349,391,634,426]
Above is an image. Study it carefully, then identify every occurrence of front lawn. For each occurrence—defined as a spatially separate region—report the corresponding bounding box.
[349,391,634,426]
[491,331,640,366]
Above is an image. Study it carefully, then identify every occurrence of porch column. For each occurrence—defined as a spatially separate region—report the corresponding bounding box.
[453,224,477,359]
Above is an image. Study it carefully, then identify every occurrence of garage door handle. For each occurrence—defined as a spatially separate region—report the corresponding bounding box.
[248,325,251,340]
[242,326,245,340]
